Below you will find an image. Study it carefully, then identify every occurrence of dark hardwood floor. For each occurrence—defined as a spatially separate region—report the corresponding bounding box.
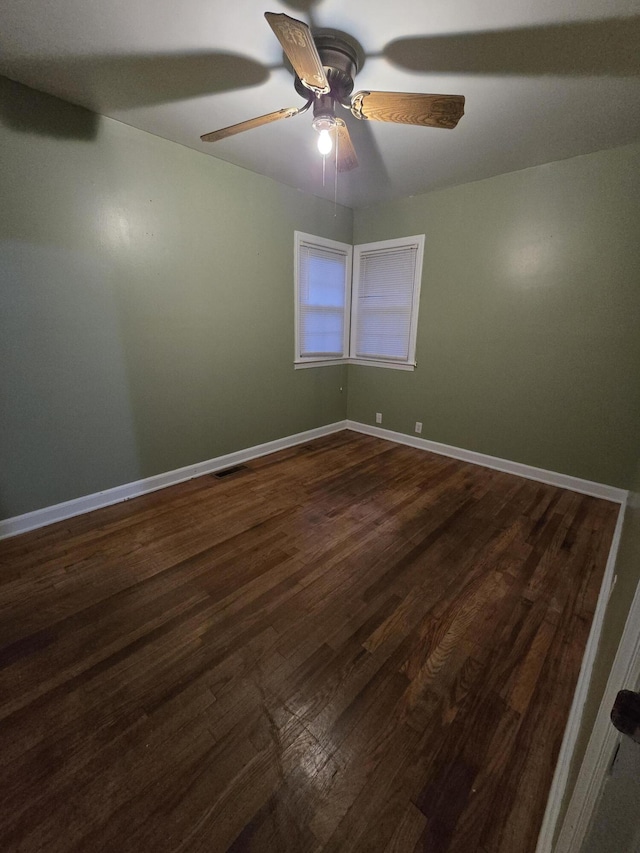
[0,431,619,852]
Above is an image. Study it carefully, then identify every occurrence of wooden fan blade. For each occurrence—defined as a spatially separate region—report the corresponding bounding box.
[351,91,465,129]
[332,120,358,172]
[200,106,300,142]
[265,12,330,95]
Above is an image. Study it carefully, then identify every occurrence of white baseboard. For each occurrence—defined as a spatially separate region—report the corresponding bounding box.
[346,421,628,504]
[4,419,626,541]
[0,421,348,540]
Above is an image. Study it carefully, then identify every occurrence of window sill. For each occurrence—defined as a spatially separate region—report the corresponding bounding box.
[294,359,346,370]
[294,358,416,372]
[349,358,416,371]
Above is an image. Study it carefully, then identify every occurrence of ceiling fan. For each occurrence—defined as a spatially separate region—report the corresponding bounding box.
[200,12,465,172]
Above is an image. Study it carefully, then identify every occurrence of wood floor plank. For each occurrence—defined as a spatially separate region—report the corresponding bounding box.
[0,432,619,852]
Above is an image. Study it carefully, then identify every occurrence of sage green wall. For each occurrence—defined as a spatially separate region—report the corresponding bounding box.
[0,77,351,519]
[350,144,640,488]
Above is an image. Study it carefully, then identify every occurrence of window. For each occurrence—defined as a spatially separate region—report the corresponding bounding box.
[294,232,351,366]
[294,232,424,371]
[351,236,424,369]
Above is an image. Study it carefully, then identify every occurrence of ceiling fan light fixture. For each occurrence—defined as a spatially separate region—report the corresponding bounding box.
[312,114,336,157]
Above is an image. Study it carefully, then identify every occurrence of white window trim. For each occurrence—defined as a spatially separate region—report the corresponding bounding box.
[294,359,348,370]
[294,358,416,371]
[293,232,424,371]
[347,358,417,371]
[294,231,352,366]
[349,234,424,369]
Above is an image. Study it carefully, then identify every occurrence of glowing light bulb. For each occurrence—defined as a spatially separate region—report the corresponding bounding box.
[317,129,333,156]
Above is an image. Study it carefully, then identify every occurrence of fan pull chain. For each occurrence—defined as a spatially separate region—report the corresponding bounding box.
[334,127,339,217]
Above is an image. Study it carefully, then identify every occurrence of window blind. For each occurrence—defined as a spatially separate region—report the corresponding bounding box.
[298,241,348,358]
[354,244,418,361]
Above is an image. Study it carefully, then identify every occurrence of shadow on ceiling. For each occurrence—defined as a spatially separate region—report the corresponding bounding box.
[384,16,640,77]
[3,52,270,112]
[279,0,323,28]
[343,117,389,187]
[0,52,271,140]
[280,0,320,15]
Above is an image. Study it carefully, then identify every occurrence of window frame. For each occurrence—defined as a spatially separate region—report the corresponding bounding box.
[350,235,424,371]
[293,232,424,371]
[294,231,352,368]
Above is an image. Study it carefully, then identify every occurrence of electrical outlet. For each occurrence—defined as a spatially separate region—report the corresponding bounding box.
[375,412,382,424]
[415,421,422,434]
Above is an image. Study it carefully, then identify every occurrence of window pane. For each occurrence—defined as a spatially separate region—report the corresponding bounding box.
[356,310,412,360]
[354,245,418,361]
[298,239,348,358]
[307,256,345,307]
[300,308,344,356]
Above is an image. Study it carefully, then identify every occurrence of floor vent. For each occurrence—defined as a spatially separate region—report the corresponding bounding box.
[213,464,249,479]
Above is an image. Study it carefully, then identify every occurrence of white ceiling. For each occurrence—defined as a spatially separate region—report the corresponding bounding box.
[2,0,640,208]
